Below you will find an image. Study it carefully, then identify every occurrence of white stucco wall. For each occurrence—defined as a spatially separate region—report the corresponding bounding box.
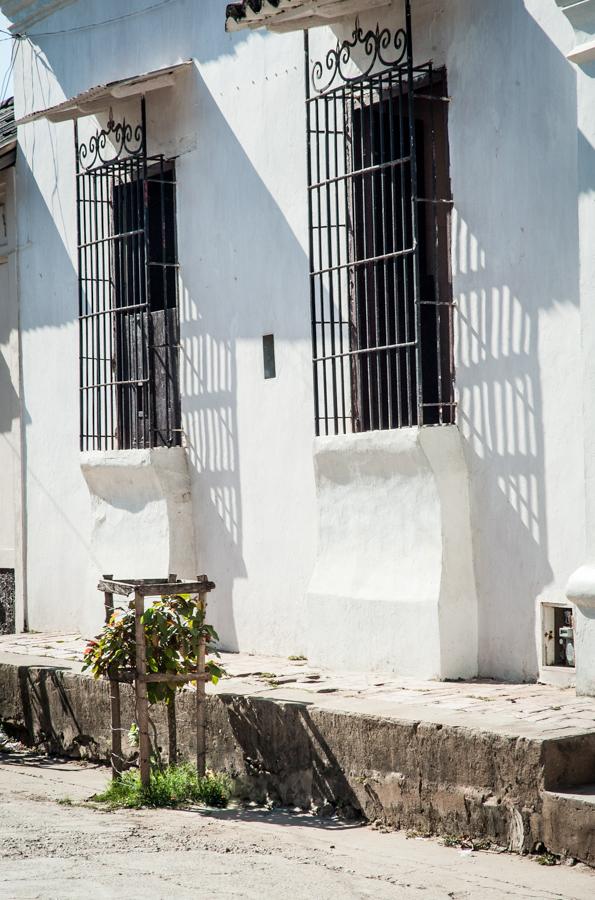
[12,0,317,654]
[7,0,587,679]
[0,166,18,569]
[552,0,595,695]
[0,162,23,628]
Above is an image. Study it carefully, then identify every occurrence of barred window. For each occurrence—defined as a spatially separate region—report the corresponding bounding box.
[305,12,454,436]
[75,103,181,451]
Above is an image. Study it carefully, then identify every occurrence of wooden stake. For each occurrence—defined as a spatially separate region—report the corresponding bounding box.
[103,574,122,781]
[134,588,151,788]
[167,699,177,766]
[167,573,177,766]
[196,589,207,777]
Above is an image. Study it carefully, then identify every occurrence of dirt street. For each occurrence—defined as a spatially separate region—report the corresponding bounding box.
[0,751,594,900]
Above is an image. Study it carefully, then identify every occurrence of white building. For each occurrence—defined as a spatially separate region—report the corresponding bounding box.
[2,0,595,690]
[0,97,20,636]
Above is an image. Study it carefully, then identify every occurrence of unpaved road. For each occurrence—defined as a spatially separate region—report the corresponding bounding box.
[0,751,594,900]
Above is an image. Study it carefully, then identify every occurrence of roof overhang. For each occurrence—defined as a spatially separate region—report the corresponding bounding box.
[225,0,391,33]
[0,0,77,32]
[556,0,595,66]
[16,60,193,126]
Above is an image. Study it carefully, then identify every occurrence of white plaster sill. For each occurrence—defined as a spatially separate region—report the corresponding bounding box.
[79,445,196,579]
[313,423,459,448]
[80,447,193,508]
[80,446,187,469]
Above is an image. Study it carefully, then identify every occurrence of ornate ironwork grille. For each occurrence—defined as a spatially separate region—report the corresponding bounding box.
[305,1,454,436]
[75,98,181,451]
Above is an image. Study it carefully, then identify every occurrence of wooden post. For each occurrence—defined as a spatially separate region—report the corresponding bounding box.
[103,574,122,781]
[134,588,151,788]
[167,573,177,766]
[196,583,207,777]
[97,576,215,787]
[167,700,177,766]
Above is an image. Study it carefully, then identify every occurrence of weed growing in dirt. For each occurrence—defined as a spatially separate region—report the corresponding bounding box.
[441,834,460,848]
[93,764,232,809]
[535,852,558,866]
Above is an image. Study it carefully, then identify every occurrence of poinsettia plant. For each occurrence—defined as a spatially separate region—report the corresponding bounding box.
[82,594,225,705]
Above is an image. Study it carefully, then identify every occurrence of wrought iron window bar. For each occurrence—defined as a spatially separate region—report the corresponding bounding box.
[75,97,181,452]
[305,1,455,437]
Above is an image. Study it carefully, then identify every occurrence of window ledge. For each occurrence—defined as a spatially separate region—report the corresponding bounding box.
[80,446,196,579]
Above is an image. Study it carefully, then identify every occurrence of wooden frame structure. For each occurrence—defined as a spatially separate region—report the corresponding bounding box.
[98,573,215,787]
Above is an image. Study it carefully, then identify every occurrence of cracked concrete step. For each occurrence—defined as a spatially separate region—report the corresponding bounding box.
[541,785,595,865]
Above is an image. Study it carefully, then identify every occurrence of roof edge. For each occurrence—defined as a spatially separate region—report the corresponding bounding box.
[225,0,391,33]
[16,60,193,126]
[0,0,77,33]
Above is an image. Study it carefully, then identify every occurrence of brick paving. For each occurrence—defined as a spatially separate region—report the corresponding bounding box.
[1,631,594,740]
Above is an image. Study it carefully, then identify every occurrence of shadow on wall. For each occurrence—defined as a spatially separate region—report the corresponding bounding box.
[15,149,100,596]
[18,0,585,680]
[0,354,18,436]
[0,225,21,435]
[18,50,312,644]
[450,0,582,680]
[176,67,311,650]
[20,0,251,122]
[216,695,362,814]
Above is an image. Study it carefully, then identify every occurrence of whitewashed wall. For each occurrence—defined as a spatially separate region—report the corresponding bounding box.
[0,163,23,628]
[9,0,587,679]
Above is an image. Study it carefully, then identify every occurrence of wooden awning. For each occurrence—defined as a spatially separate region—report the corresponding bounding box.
[225,0,390,33]
[17,60,193,126]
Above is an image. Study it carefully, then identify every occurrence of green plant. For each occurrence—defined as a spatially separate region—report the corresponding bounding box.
[442,834,461,848]
[536,852,558,866]
[92,764,232,809]
[471,838,492,852]
[82,594,225,705]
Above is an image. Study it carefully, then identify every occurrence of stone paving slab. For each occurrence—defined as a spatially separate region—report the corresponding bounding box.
[1,631,594,741]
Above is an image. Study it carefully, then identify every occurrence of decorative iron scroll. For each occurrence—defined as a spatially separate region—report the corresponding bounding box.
[77,116,144,171]
[311,19,408,95]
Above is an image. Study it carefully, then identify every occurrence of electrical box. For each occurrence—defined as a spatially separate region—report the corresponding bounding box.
[542,604,575,668]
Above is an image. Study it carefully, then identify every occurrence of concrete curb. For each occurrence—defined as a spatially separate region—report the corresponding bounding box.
[0,661,593,865]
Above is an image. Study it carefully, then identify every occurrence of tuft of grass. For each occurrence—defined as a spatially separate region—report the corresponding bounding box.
[288,655,307,662]
[471,838,493,852]
[92,764,232,810]
[536,852,558,866]
[442,834,461,848]
[257,672,281,687]
[57,796,73,806]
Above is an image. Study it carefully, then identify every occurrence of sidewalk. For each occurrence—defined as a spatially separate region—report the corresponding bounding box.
[0,631,594,865]
[1,631,594,741]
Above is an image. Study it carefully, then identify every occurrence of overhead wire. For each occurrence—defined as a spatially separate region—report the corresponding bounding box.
[0,35,19,105]
[26,0,179,37]
[0,0,181,104]
[0,39,17,105]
